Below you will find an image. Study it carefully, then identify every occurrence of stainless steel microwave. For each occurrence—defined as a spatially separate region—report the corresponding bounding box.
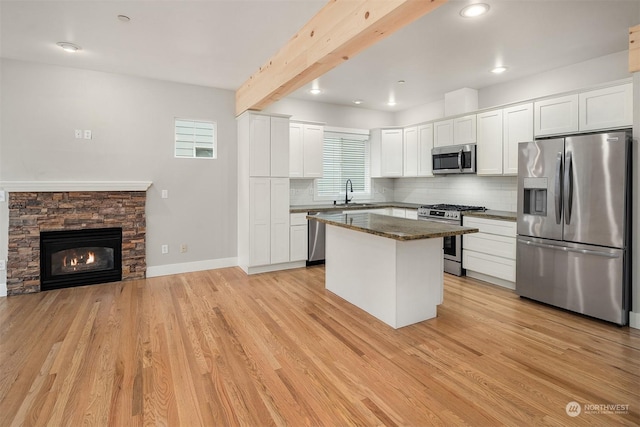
[432,143,477,175]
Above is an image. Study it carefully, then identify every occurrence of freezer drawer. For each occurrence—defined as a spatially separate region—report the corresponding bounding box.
[516,236,628,325]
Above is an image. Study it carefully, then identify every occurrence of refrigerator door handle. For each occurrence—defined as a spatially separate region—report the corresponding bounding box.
[554,152,563,224]
[563,152,573,225]
[517,239,620,258]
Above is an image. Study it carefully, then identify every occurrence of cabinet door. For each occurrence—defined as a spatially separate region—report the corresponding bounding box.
[579,83,632,131]
[534,94,578,137]
[270,116,290,178]
[381,129,403,177]
[290,225,308,262]
[503,103,533,176]
[303,125,324,178]
[249,115,271,177]
[403,126,418,177]
[417,123,434,177]
[433,119,453,147]
[270,178,290,264]
[249,178,271,266]
[453,114,477,144]
[289,123,304,178]
[476,110,503,175]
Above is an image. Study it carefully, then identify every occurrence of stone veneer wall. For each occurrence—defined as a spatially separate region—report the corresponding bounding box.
[7,191,146,295]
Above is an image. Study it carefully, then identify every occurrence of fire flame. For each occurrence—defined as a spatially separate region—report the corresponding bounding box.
[65,251,96,267]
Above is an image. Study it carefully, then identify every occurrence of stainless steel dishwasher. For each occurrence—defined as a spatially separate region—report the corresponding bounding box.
[307,212,325,265]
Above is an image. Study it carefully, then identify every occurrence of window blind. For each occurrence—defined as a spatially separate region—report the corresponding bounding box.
[175,119,216,159]
[317,131,370,196]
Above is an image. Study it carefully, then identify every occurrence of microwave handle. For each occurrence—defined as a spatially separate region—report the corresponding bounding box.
[457,148,463,172]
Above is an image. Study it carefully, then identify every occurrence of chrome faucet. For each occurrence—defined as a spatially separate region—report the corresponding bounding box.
[345,179,353,204]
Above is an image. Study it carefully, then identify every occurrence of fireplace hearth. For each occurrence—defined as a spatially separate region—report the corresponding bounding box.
[40,228,123,291]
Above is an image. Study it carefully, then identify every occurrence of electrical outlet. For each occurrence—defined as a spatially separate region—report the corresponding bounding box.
[75,129,82,139]
[0,260,5,270]
[84,130,92,139]
[180,244,187,253]
[161,244,169,254]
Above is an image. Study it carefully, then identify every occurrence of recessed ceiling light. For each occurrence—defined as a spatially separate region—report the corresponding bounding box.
[353,99,363,105]
[397,80,406,85]
[309,88,322,95]
[117,15,131,22]
[491,66,508,74]
[460,3,490,18]
[56,42,81,53]
[387,101,397,107]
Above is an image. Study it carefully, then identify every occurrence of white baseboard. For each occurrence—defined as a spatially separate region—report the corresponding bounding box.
[629,311,640,330]
[246,261,307,275]
[146,257,238,278]
[466,271,516,290]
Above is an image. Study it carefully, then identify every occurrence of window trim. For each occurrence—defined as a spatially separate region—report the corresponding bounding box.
[314,127,371,202]
[174,117,218,160]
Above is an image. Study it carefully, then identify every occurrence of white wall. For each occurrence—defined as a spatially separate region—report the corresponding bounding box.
[0,59,238,279]
[394,99,444,128]
[478,51,631,109]
[265,97,395,129]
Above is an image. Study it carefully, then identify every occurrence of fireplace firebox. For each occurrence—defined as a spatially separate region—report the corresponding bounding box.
[40,228,123,291]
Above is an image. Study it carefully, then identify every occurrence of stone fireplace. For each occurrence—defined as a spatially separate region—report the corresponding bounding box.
[7,188,147,295]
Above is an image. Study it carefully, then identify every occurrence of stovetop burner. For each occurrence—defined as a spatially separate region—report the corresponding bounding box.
[420,204,486,212]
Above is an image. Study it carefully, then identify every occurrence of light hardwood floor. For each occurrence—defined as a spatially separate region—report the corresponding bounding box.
[1,266,639,426]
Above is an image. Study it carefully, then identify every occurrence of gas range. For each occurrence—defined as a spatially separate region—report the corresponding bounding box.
[417,204,486,222]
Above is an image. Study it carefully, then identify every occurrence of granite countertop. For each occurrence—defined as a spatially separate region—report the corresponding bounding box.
[290,202,421,214]
[463,210,517,222]
[308,212,478,241]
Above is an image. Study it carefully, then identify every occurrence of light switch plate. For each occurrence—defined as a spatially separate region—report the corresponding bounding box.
[0,190,5,202]
[75,129,82,139]
[0,260,5,271]
[161,190,168,199]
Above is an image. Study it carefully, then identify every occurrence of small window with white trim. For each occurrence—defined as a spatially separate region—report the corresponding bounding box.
[174,118,217,159]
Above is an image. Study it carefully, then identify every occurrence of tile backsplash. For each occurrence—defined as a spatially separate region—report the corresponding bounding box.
[290,175,518,212]
[393,176,518,212]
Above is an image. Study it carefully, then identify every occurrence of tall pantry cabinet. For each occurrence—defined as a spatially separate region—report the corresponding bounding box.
[238,112,291,274]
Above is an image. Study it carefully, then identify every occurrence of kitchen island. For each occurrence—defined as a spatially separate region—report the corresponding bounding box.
[308,212,478,328]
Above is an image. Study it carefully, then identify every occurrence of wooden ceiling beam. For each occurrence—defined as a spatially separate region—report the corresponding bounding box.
[629,24,640,72]
[235,0,447,116]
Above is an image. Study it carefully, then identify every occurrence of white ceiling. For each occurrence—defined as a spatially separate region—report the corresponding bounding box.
[1,0,639,113]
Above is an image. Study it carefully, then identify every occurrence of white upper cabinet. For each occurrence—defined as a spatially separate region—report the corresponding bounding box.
[371,128,403,177]
[433,119,453,147]
[417,123,434,177]
[578,83,633,132]
[271,116,290,178]
[476,109,503,176]
[289,123,323,179]
[248,114,290,177]
[249,114,271,177]
[403,126,418,177]
[503,103,533,176]
[453,114,477,145]
[534,94,579,137]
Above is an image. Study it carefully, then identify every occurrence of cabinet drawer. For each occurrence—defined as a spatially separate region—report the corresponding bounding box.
[463,233,516,260]
[463,250,515,282]
[290,212,308,226]
[463,216,516,237]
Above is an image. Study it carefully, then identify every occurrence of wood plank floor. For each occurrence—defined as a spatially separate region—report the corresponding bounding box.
[1,266,639,426]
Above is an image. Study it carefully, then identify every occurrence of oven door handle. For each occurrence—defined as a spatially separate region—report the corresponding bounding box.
[418,217,457,225]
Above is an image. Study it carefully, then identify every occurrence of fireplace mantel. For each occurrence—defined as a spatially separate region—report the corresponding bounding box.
[0,181,152,192]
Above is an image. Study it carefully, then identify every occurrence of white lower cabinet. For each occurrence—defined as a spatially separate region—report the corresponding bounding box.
[289,213,308,262]
[248,177,290,267]
[462,216,516,288]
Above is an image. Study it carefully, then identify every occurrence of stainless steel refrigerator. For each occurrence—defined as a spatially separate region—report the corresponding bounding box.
[516,130,632,325]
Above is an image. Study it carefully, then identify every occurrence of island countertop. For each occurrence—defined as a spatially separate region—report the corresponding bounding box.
[308,212,478,241]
